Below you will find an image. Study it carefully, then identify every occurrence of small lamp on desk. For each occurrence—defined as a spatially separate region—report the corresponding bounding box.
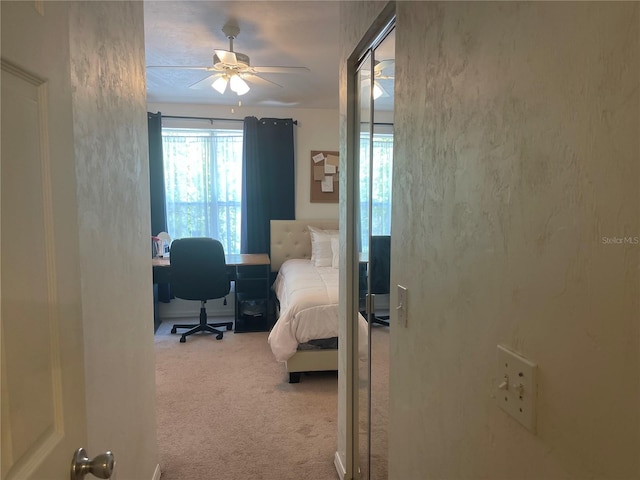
[157,231,172,257]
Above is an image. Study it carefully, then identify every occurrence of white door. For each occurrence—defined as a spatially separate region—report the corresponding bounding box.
[1,2,89,478]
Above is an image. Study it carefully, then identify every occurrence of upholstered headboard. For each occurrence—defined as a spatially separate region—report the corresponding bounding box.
[270,219,339,272]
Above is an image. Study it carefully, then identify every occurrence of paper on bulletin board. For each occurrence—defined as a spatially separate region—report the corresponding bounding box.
[324,164,337,174]
[325,154,339,167]
[310,150,339,203]
[312,152,325,163]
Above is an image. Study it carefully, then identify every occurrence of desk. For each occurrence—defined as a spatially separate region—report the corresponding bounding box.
[152,253,271,333]
[152,253,270,269]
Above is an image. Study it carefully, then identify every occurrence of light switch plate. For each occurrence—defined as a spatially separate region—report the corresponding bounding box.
[397,285,407,327]
[497,345,537,433]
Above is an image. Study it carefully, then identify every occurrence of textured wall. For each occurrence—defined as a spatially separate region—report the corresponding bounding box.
[68,2,159,478]
[389,2,639,479]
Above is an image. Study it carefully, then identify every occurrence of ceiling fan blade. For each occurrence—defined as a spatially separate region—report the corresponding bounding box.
[188,73,222,90]
[375,59,395,73]
[244,74,283,88]
[147,65,214,71]
[214,49,238,65]
[360,69,372,77]
[258,99,301,107]
[252,66,310,74]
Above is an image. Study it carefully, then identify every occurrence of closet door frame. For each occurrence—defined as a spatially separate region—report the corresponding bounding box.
[343,3,396,478]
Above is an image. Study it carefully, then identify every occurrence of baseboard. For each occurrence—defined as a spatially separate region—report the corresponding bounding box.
[152,464,161,480]
[334,451,346,480]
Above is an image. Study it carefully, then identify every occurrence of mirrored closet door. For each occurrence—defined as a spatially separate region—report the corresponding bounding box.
[356,50,372,480]
[354,19,395,480]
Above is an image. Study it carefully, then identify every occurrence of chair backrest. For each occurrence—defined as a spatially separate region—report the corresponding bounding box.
[169,237,230,301]
[369,235,391,295]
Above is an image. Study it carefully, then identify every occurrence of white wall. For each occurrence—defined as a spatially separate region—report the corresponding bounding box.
[147,102,340,221]
[69,3,159,478]
[384,2,638,479]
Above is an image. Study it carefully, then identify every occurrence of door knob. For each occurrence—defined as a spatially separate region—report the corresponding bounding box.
[70,448,115,480]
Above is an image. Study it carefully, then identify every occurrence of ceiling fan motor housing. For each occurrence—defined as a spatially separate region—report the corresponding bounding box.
[213,52,251,70]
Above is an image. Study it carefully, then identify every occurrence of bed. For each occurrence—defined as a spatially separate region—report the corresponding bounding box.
[268,219,367,382]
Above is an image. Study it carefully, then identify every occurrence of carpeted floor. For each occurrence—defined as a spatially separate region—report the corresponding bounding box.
[154,319,342,480]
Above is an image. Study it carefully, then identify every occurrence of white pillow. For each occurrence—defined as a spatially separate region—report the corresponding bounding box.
[331,236,340,268]
[308,226,339,267]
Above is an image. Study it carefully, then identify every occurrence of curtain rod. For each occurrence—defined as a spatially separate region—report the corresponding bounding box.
[161,114,297,125]
[361,122,394,126]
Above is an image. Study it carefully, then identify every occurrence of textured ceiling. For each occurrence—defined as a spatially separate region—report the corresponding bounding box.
[144,1,340,109]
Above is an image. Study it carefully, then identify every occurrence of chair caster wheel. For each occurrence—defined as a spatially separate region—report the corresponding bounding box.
[216,333,223,340]
[179,336,186,343]
[171,327,177,334]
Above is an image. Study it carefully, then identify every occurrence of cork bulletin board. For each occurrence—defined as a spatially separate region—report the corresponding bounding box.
[310,150,339,203]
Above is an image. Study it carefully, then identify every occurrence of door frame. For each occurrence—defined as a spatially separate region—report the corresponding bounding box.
[342,3,396,478]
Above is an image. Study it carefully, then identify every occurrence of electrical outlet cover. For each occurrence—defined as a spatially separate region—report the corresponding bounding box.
[496,345,537,433]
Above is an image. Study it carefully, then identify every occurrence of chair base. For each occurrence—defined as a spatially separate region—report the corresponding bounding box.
[372,315,389,327]
[171,301,233,343]
[360,309,390,327]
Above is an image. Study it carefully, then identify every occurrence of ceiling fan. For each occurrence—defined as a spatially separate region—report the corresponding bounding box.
[147,23,309,96]
[361,59,395,99]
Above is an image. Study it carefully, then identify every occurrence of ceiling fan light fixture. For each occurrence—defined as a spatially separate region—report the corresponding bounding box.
[212,75,229,94]
[372,82,384,100]
[229,74,250,96]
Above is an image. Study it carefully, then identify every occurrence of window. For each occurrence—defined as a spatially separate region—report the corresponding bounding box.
[359,132,393,252]
[162,128,243,254]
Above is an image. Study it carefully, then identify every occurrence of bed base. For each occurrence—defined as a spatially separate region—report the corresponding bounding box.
[270,219,340,383]
[285,349,338,383]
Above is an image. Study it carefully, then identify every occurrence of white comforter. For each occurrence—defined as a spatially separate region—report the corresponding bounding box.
[268,259,368,362]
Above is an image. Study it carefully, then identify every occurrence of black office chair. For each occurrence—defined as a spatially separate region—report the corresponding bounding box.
[169,237,233,343]
[369,235,391,326]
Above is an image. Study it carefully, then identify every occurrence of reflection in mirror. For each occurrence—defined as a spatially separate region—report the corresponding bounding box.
[353,19,394,480]
[370,26,394,480]
[356,51,372,480]
[354,23,395,480]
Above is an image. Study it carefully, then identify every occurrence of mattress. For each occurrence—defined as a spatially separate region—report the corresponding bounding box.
[267,259,368,362]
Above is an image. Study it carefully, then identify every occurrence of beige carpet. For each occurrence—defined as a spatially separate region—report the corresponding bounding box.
[155,319,342,480]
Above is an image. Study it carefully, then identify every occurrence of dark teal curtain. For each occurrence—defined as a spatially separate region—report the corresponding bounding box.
[241,117,295,254]
[148,112,167,236]
[148,111,171,302]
